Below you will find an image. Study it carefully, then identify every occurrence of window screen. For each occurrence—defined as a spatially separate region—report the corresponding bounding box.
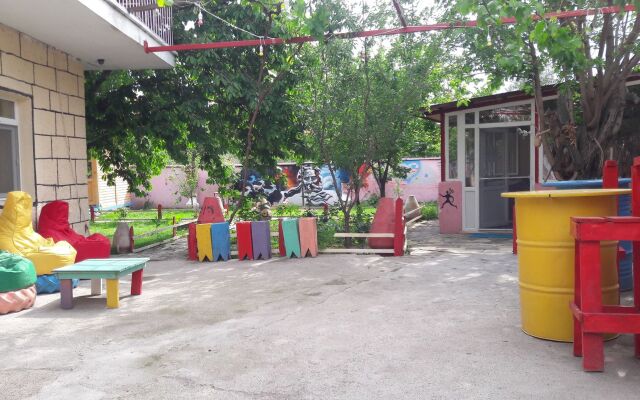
[0,126,19,196]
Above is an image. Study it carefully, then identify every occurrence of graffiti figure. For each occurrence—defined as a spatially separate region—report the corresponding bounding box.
[235,170,285,205]
[440,188,457,209]
[284,165,332,206]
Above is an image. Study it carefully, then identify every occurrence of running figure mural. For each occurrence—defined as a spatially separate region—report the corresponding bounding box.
[440,188,457,209]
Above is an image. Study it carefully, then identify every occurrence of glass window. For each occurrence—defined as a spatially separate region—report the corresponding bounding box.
[465,112,475,124]
[448,115,458,179]
[479,104,531,123]
[0,125,19,196]
[0,99,15,119]
[465,128,475,187]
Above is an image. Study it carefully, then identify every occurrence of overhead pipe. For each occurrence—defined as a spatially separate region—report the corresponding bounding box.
[145,4,635,53]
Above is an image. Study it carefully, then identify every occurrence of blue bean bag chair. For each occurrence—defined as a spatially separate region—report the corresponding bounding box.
[36,274,78,294]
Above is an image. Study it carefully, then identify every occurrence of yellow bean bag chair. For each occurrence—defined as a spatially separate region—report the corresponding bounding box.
[0,192,76,275]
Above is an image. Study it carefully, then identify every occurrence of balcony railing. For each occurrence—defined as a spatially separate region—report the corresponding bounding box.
[116,0,173,45]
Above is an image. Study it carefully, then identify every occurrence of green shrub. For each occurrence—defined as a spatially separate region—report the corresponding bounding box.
[117,207,129,220]
[273,203,301,217]
[421,201,438,220]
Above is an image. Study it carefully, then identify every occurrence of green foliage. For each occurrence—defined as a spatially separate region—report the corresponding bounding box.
[86,1,312,196]
[273,203,301,217]
[421,201,438,220]
[167,148,203,207]
[454,0,640,177]
[117,207,129,220]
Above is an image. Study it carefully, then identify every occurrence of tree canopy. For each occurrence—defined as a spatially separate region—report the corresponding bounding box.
[454,0,640,178]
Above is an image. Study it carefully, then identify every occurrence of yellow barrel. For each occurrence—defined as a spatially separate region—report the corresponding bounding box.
[502,189,630,342]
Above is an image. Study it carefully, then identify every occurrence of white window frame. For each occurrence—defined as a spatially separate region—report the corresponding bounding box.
[0,98,20,201]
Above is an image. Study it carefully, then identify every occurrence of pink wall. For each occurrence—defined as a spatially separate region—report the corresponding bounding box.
[361,158,441,203]
[131,158,441,209]
[130,166,219,209]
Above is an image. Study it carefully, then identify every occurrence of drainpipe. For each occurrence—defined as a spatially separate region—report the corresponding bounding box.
[440,112,445,182]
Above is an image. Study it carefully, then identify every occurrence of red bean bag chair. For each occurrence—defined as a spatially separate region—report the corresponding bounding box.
[37,201,110,262]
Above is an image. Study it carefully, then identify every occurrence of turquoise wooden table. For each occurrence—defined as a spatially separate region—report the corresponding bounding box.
[53,258,149,309]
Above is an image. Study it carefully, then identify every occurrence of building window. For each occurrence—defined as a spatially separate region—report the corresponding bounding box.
[479,104,531,123]
[448,115,458,179]
[0,125,19,197]
[465,128,475,187]
[0,99,19,200]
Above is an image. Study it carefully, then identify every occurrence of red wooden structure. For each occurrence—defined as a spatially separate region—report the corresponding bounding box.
[236,221,254,261]
[570,156,640,372]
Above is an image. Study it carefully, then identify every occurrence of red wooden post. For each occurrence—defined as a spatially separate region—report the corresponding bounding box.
[187,223,197,260]
[278,219,286,257]
[172,216,177,237]
[90,205,95,222]
[632,157,640,217]
[157,204,163,220]
[602,160,619,189]
[129,226,134,253]
[632,156,640,356]
[579,240,605,371]
[131,269,143,295]
[393,198,405,256]
[573,239,582,357]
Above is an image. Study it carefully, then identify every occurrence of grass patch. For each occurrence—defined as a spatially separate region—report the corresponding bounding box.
[96,208,197,222]
[90,209,196,250]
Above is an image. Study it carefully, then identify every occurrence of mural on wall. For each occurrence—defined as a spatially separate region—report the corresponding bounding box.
[236,164,344,206]
[401,159,433,184]
[360,158,440,202]
[132,158,441,209]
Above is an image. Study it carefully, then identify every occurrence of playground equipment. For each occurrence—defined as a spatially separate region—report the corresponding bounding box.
[503,188,628,342]
[570,156,640,372]
[190,196,408,261]
[188,195,225,260]
[0,192,77,294]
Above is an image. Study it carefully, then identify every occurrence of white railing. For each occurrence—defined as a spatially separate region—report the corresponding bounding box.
[116,0,173,45]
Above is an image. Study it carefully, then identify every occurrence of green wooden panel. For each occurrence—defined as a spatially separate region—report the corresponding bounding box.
[281,219,301,258]
[53,258,149,280]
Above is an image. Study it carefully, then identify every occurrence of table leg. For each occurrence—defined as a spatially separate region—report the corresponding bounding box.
[91,279,102,296]
[573,240,583,357]
[106,279,120,308]
[60,279,74,309]
[580,240,604,372]
[131,269,143,296]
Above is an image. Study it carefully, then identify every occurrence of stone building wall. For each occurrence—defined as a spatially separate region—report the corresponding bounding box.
[0,23,88,231]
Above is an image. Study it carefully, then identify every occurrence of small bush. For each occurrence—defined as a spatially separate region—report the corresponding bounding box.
[363,194,380,207]
[273,203,301,217]
[117,207,129,220]
[421,202,438,220]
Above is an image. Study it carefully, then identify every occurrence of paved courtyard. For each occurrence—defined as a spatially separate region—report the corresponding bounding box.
[2,221,640,399]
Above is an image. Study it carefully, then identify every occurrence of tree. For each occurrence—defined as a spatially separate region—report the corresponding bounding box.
[86,0,308,198]
[456,0,640,178]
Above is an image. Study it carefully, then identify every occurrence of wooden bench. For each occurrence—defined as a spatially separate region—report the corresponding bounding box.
[53,258,149,309]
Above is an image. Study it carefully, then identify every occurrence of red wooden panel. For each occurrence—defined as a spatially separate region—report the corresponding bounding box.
[236,221,253,261]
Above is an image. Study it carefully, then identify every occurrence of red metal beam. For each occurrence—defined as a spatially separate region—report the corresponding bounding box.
[145,4,636,53]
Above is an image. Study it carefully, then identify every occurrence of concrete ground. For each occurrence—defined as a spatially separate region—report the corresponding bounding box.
[2,221,640,399]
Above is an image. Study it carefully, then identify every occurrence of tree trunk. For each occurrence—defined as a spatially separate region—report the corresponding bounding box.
[343,211,351,248]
